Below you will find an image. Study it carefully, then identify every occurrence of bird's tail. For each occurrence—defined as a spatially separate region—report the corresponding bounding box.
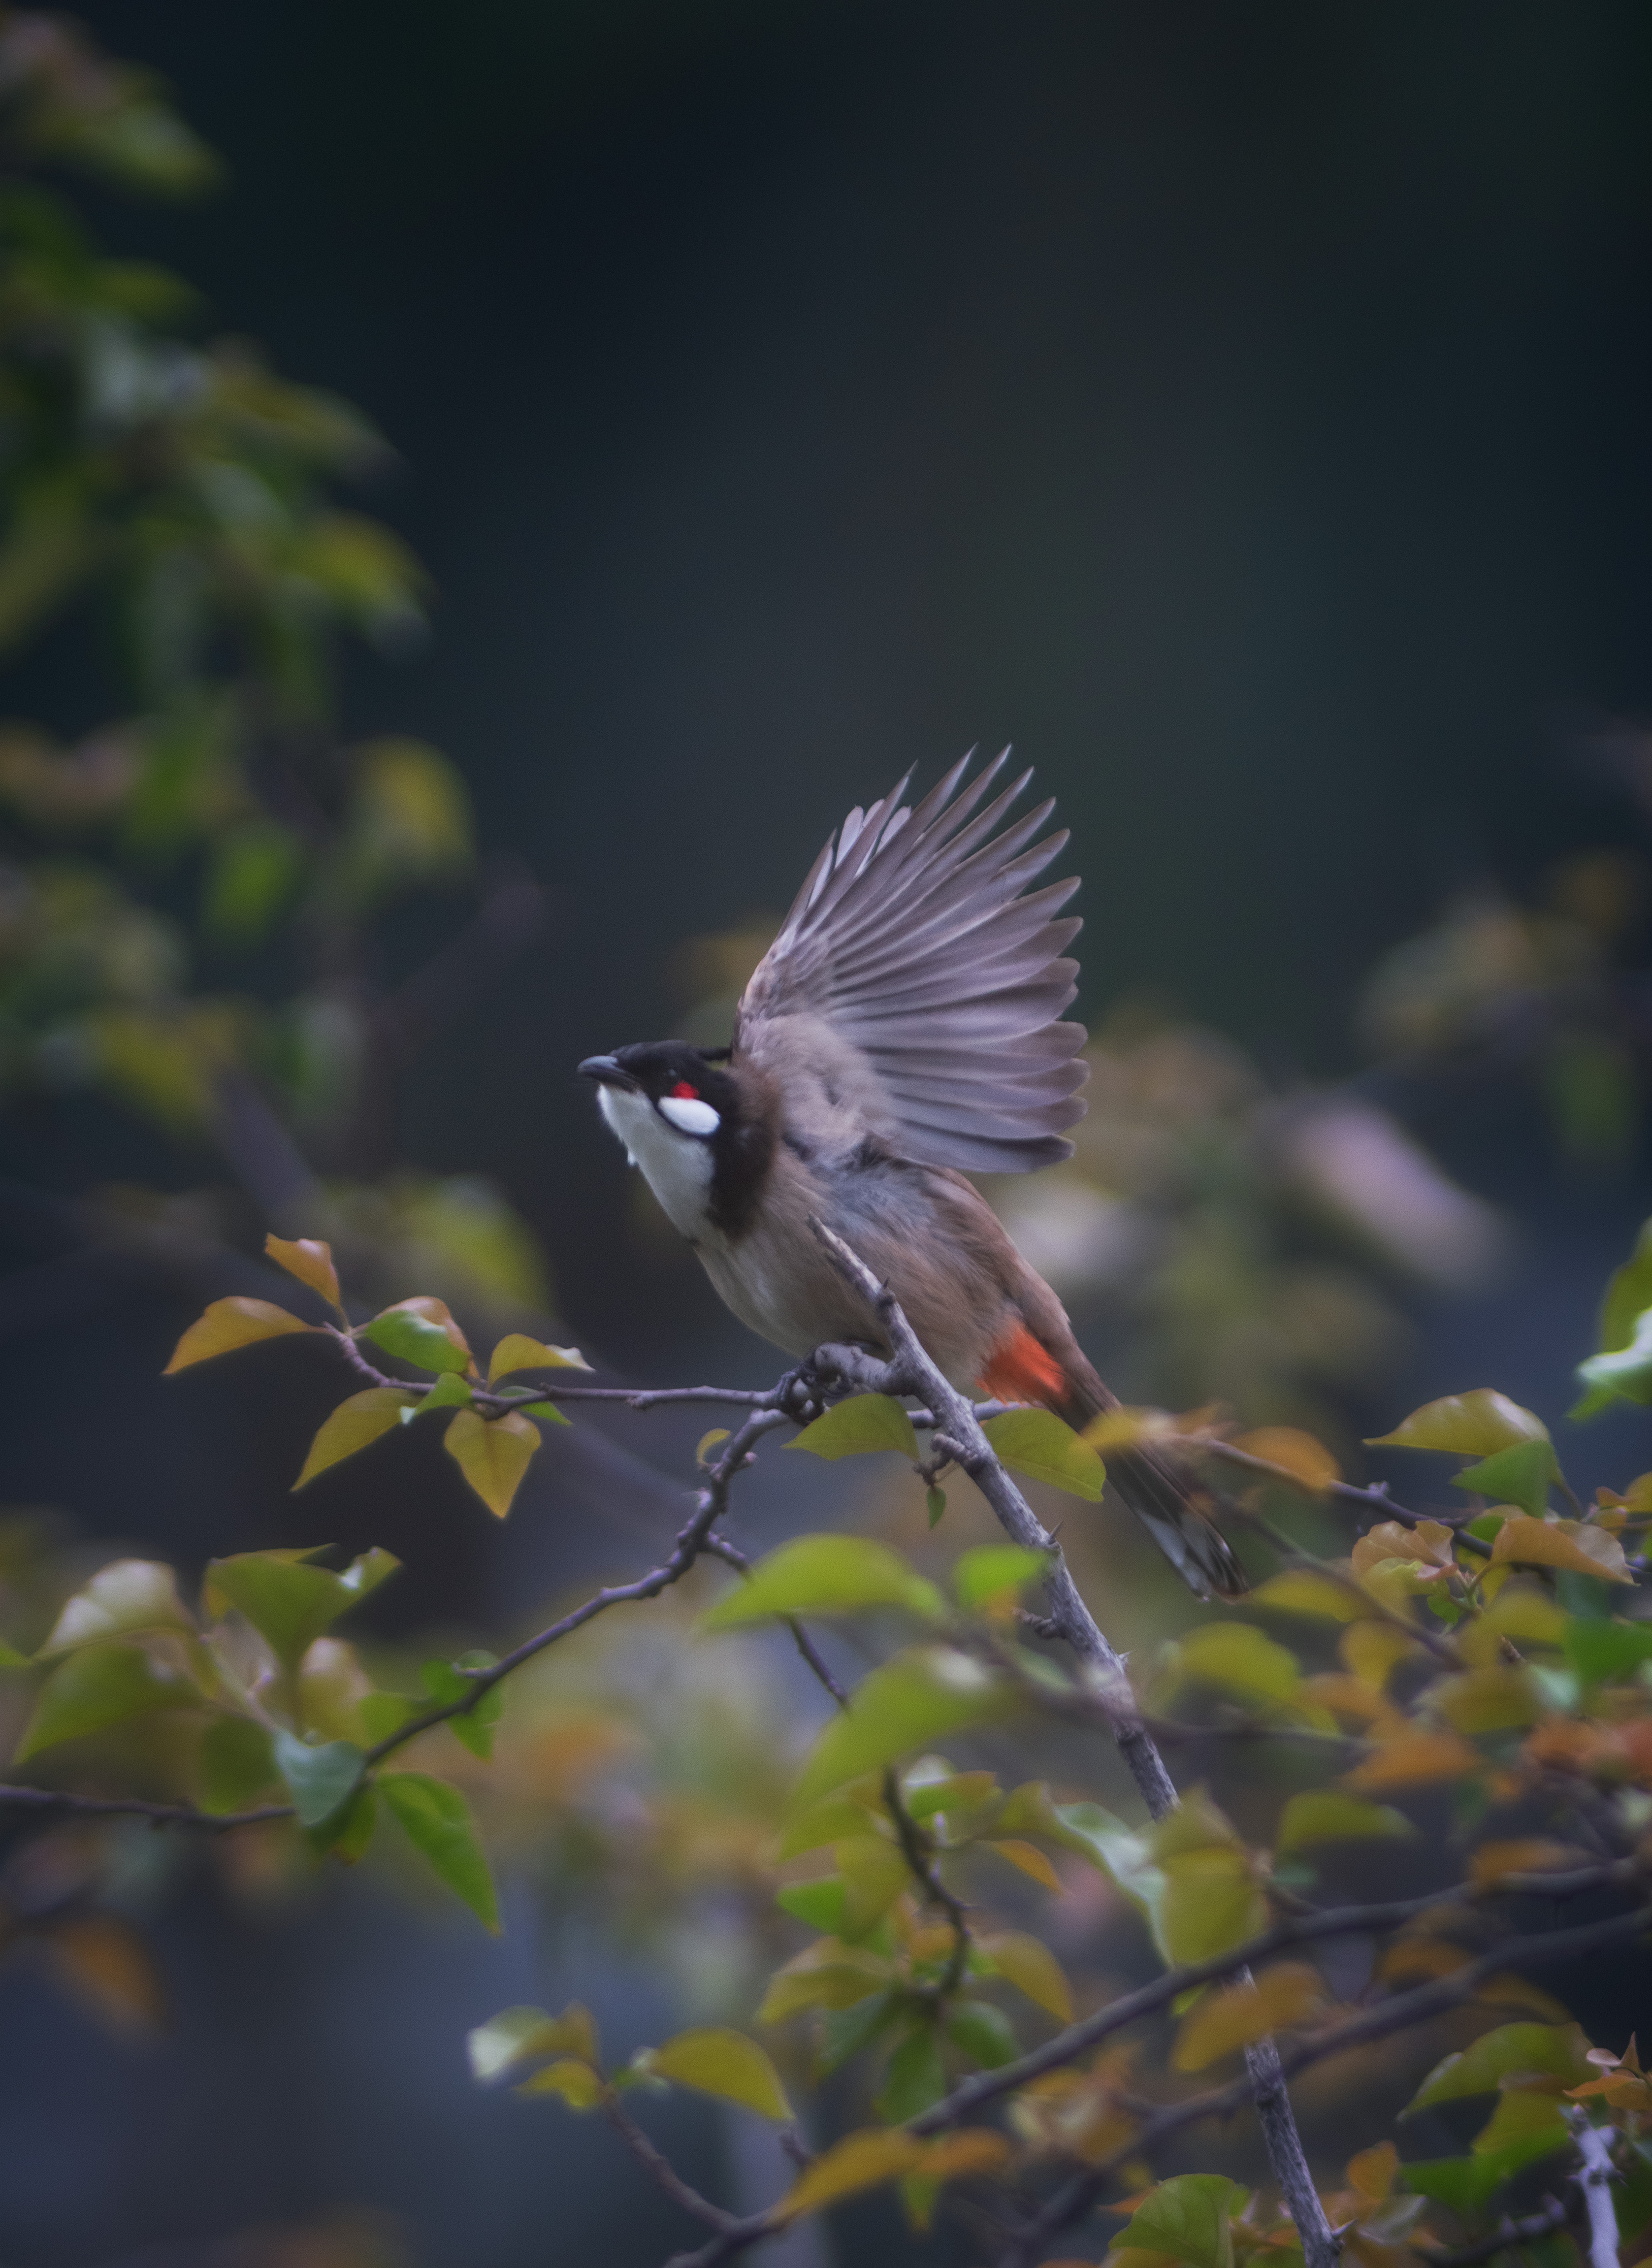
[978,1325,1248,1602]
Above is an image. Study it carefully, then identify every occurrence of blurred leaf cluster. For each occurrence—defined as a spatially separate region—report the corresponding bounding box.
[0,6,545,1314]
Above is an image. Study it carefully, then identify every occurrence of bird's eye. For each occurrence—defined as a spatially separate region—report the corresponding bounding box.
[668,1079,700,1100]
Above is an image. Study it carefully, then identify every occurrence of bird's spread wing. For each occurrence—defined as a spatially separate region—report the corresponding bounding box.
[735,754,1088,1172]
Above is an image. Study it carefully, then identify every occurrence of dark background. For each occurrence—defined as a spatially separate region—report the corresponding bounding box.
[54,0,1652,1366]
[4,4,1652,2262]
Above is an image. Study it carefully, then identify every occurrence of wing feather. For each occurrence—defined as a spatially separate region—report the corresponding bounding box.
[737,756,1089,1172]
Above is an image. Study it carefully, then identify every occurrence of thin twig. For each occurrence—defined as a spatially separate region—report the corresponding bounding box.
[603,2095,744,2235]
[1000,1902,1652,2268]
[1418,2198,1574,2268]
[0,1786,293,1830]
[1566,2110,1620,2268]
[801,1216,1339,2268]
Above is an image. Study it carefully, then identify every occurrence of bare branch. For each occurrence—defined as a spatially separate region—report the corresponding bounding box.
[1566,2110,1620,2268]
[602,2095,744,2236]
[801,1215,1337,2268]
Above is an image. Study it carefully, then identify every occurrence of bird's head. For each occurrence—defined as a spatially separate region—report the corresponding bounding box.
[579,1041,735,1141]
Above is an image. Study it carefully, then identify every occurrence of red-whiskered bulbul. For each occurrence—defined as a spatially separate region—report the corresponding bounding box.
[579,754,1245,1600]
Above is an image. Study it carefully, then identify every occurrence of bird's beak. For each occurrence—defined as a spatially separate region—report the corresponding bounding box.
[578,1054,636,1089]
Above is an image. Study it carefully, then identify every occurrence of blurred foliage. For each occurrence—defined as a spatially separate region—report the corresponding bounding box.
[0,5,547,1319]
[3,1225,1652,2261]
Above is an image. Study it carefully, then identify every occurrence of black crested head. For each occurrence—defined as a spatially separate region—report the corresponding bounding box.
[579,1040,739,1117]
[578,1039,775,1238]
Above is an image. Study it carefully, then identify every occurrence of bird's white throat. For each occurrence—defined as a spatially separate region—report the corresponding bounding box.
[597,1084,716,1239]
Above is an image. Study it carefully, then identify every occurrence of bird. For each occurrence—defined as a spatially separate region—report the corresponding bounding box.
[579,753,1245,1599]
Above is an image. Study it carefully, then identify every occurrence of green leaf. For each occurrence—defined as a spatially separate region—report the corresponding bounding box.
[419,1371,473,1412]
[945,1999,1020,2070]
[1451,1439,1558,1518]
[787,1395,920,1462]
[198,1715,279,1813]
[1564,1618,1652,1685]
[205,1547,399,1670]
[1469,2087,1569,2171]
[312,1782,378,1862]
[953,1546,1047,1613]
[816,1991,900,2076]
[980,1409,1106,1499]
[420,1654,503,1758]
[516,1400,573,1426]
[38,1559,193,1655]
[1113,2174,1247,2268]
[788,1647,1014,1814]
[775,1878,847,1934]
[875,2022,947,2123]
[643,2028,792,2121]
[443,1409,539,1518]
[926,1486,947,1528]
[16,1641,200,1761]
[702,1535,944,1629]
[1171,1623,1301,1707]
[1575,1308,1652,1410]
[1367,1392,1550,1457]
[164,1296,316,1372]
[293,1389,418,1486]
[1406,2023,1591,2112]
[1276,1792,1415,1850]
[272,1731,364,1828]
[1597,1217,1652,1353]
[1401,2154,1528,2212]
[363,1305,472,1373]
[380,1771,499,1931]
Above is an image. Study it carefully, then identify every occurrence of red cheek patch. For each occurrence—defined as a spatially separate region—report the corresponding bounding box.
[668,1080,700,1100]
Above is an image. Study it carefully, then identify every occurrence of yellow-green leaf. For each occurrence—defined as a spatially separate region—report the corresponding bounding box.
[984,1839,1062,1891]
[1112,2173,1247,2268]
[787,1394,920,1462]
[1250,1568,1371,1623]
[1173,1963,1326,2071]
[1366,1390,1549,1457]
[777,2128,924,2218]
[294,1388,417,1486]
[978,1929,1073,2021]
[981,1409,1106,1499]
[444,1409,540,1518]
[1276,1792,1414,1850]
[165,1296,315,1372]
[468,2002,598,2083]
[1488,1515,1632,1584]
[38,1560,193,1655]
[953,1546,1048,1613]
[1406,2023,1592,2112]
[263,1235,345,1318]
[1232,1427,1341,1491]
[644,2028,792,2121]
[836,1835,910,1939]
[516,2058,605,2109]
[16,1642,200,1761]
[702,1535,943,1629]
[486,1333,590,1382]
[1170,1623,1301,1706]
[695,1428,730,1466]
[788,1647,1013,1814]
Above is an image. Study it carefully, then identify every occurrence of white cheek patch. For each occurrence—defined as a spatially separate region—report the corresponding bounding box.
[658,1094,720,1138]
